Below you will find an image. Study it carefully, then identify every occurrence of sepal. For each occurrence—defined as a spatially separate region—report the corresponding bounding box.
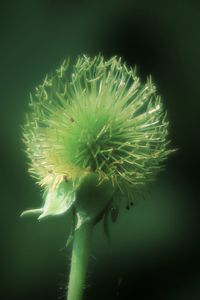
[21,181,76,219]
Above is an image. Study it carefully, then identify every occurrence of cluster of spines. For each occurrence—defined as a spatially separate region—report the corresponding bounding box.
[23,55,174,198]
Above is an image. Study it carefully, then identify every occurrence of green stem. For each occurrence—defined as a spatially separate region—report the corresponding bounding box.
[67,222,93,300]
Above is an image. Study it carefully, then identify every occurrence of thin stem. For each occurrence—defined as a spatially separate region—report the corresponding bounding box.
[67,222,93,300]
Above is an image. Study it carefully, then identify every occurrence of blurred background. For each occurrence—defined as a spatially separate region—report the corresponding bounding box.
[0,0,200,299]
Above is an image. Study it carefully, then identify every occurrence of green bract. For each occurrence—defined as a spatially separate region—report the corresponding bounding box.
[22,55,174,222]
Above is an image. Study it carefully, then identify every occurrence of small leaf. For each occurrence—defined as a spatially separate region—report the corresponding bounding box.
[21,181,76,220]
[20,208,43,217]
[38,181,76,219]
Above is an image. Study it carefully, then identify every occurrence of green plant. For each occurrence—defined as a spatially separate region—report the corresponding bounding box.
[21,55,174,300]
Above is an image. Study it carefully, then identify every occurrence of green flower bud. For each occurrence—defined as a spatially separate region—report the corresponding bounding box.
[21,55,174,226]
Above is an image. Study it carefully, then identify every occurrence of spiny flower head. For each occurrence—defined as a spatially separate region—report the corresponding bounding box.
[22,55,174,222]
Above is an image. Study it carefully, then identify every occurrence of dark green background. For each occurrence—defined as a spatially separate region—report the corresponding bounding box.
[1,1,200,299]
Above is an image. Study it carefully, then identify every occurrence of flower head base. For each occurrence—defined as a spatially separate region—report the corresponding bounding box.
[22,55,174,223]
